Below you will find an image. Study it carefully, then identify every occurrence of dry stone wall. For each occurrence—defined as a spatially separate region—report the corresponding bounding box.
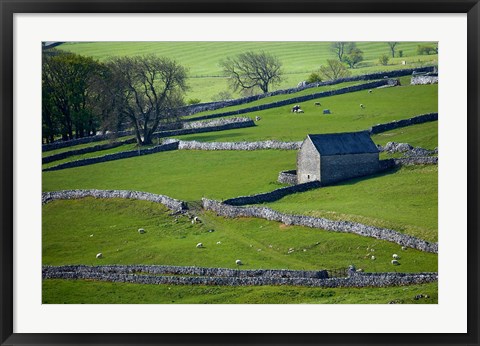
[277,170,297,185]
[369,113,438,134]
[411,75,438,85]
[164,139,302,151]
[42,189,187,212]
[43,142,179,171]
[43,265,437,288]
[42,138,136,164]
[202,198,438,253]
[222,181,322,206]
[42,118,253,152]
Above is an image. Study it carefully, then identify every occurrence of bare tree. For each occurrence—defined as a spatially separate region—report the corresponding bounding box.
[387,42,399,58]
[220,51,282,94]
[330,42,348,61]
[106,55,188,145]
[318,59,352,81]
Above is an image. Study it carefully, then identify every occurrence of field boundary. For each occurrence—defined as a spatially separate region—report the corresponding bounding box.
[183,66,436,116]
[42,189,187,212]
[202,198,438,253]
[42,265,438,288]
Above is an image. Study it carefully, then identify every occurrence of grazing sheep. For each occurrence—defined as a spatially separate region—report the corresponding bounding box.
[360,104,365,109]
[401,246,407,251]
[314,102,321,106]
[371,255,376,260]
[392,254,399,259]
[96,253,103,259]
[138,228,145,234]
[196,243,203,248]
[292,105,301,113]
[255,116,261,121]
[216,241,221,245]
[191,216,201,224]
[391,259,399,265]
[368,89,373,93]
[356,268,364,272]
[235,259,242,265]
[89,234,94,237]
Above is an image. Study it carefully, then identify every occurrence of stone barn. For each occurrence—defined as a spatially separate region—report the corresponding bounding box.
[297,132,379,185]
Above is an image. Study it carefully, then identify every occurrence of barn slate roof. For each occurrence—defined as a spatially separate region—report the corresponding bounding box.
[307,131,379,156]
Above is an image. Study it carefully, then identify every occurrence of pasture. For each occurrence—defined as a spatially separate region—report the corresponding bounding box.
[42,42,438,304]
[58,41,438,101]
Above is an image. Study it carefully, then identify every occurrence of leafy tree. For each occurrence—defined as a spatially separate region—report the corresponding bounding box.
[387,42,399,58]
[220,51,282,94]
[42,50,102,142]
[379,54,390,66]
[417,44,438,55]
[318,59,351,81]
[106,55,188,146]
[343,48,364,68]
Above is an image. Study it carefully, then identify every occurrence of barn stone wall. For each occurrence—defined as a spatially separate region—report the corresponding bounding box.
[297,139,320,184]
[320,153,380,185]
[277,170,297,185]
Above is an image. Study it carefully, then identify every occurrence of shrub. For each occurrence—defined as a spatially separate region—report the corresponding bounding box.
[187,98,202,105]
[399,50,403,57]
[379,54,390,66]
[306,72,322,84]
[212,91,233,102]
[417,45,437,55]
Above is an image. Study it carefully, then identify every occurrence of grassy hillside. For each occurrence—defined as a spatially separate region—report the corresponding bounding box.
[265,165,438,242]
[43,198,437,272]
[177,84,438,142]
[57,41,438,101]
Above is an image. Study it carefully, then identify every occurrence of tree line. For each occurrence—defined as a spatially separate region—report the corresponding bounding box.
[42,50,187,145]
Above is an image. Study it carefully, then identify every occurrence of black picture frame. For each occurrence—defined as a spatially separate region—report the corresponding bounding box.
[1,1,479,345]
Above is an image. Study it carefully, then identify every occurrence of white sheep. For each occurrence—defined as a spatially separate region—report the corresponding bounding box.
[368,89,373,93]
[196,243,203,248]
[401,246,407,251]
[391,259,399,265]
[360,104,365,109]
[216,241,222,245]
[392,254,399,259]
[235,259,242,265]
[96,253,103,259]
[371,255,376,260]
[255,116,261,121]
[138,228,145,234]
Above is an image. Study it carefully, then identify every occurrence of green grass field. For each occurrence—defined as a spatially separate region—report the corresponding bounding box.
[177,84,437,142]
[42,198,437,303]
[57,41,437,101]
[42,150,295,201]
[42,279,438,304]
[265,165,438,242]
[43,41,438,304]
